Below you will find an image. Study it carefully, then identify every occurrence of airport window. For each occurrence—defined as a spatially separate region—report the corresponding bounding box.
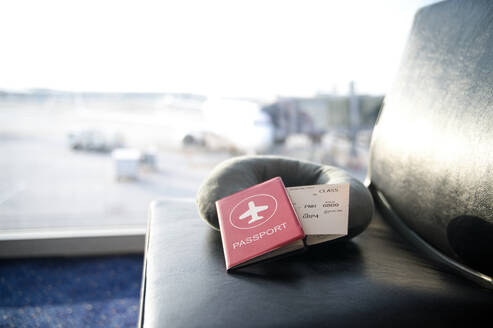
[0,0,429,253]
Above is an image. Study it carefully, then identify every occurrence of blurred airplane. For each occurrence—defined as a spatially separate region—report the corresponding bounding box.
[182,97,326,154]
[182,98,275,154]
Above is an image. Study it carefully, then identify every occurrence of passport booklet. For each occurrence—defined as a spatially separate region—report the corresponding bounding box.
[216,177,305,270]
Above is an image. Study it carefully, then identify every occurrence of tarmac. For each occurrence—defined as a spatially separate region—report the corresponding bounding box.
[0,103,367,235]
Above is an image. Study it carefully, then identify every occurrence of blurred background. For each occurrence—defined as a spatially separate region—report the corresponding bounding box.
[0,0,437,239]
[0,1,440,326]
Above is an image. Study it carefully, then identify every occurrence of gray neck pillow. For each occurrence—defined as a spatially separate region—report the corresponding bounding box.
[196,155,374,241]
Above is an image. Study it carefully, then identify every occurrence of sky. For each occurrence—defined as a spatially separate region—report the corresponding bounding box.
[0,0,438,98]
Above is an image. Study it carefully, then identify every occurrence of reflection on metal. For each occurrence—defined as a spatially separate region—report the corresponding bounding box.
[371,184,493,290]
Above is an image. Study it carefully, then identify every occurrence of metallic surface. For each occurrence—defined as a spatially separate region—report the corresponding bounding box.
[370,185,492,289]
[369,0,493,275]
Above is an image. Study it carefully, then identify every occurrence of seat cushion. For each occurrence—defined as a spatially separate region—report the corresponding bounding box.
[138,199,493,328]
[196,155,374,240]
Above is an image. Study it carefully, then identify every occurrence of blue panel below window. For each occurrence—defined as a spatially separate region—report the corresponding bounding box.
[0,255,143,327]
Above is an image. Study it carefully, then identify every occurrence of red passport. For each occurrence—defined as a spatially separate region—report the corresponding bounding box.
[216,177,305,270]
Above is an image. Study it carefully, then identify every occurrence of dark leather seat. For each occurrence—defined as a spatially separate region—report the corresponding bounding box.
[138,1,493,326]
[138,200,492,327]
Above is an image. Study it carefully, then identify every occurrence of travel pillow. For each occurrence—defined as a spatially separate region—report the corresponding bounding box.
[197,156,374,241]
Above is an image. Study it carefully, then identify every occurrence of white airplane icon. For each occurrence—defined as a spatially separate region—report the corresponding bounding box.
[239,201,269,224]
